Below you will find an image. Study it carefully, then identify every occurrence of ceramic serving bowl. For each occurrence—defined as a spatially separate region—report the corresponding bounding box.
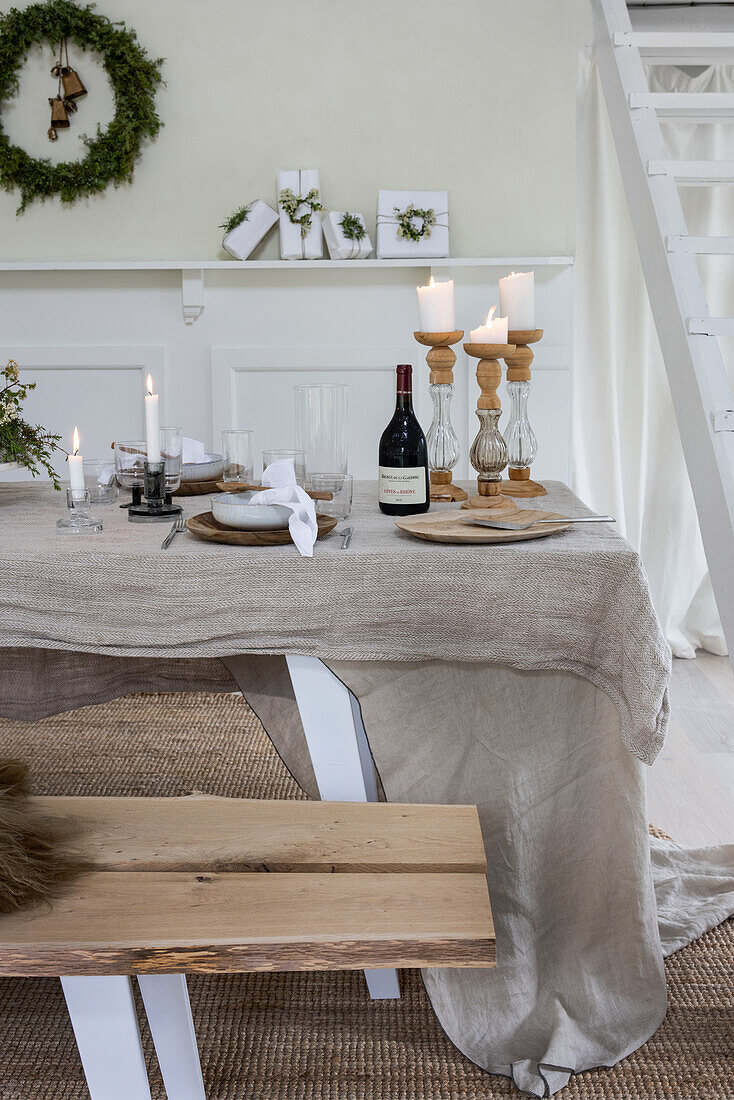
[181,453,224,482]
[211,491,291,530]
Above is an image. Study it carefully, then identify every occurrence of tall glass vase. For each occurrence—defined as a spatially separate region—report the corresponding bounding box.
[426,382,460,478]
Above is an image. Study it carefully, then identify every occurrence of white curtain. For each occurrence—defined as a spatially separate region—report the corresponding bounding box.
[574,53,734,658]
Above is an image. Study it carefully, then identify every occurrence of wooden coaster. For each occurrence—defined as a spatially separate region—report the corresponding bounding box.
[395,509,570,544]
[186,511,338,546]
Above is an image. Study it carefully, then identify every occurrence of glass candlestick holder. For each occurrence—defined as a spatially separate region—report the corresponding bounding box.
[414,330,467,502]
[56,488,103,533]
[127,459,183,523]
[502,329,546,498]
[461,342,520,515]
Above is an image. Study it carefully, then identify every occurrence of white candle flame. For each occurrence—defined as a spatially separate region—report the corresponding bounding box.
[146,374,154,396]
[72,426,80,456]
[485,305,496,325]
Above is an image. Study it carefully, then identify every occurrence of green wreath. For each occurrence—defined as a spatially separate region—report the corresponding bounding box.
[0,0,163,213]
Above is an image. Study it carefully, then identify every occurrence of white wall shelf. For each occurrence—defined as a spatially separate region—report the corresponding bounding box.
[0,256,573,324]
[0,256,573,271]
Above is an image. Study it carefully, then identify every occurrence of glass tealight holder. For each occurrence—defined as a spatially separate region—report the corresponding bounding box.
[83,458,119,504]
[309,473,353,520]
[56,488,103,533]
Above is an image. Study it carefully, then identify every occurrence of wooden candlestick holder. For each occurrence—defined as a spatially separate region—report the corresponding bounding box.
[461,342,520,514]
[502,329,546,498]
[414,330,467,502]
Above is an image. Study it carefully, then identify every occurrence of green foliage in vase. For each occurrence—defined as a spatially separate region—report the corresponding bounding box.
[394,204,436,242]
[339,211,366,242]
[219,203,251,234]
[0,361,62,488]
[0,0,164,213]
[279,186,322,239]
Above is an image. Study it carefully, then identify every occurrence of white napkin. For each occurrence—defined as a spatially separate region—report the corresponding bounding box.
[182,438,209,464]
[250,458,318,557]
[97,465,116,486]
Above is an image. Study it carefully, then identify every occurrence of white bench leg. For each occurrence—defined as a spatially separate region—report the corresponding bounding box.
[286,654,401,1000]
[61,976,151,1100]
[138,974,206,1100]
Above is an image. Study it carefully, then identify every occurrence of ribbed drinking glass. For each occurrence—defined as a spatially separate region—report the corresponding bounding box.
[294,384,348,476]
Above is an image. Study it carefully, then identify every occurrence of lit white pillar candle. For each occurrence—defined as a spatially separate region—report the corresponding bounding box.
[145,374,161,463]
[499,270,534,330]
[68,426,85,501]
[416,276,455,333]
[469,306,508,344]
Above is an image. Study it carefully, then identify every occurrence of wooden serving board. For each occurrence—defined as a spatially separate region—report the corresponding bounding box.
[186,510,338,546]
[395,508,571,544]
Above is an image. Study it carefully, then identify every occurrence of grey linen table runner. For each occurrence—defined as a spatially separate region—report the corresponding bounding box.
[0,479,732,1097]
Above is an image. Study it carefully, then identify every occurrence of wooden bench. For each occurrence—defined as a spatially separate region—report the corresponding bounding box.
[0,796,494,1100]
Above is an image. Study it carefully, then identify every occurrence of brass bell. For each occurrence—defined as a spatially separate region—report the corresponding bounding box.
[62,67,87,100]
[47,126,58,143]
[48,95,69,129]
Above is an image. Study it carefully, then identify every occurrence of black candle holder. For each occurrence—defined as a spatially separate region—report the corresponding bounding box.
[127,460,183,523]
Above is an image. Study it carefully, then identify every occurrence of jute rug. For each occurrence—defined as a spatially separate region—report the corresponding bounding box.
[0,691,731,1100]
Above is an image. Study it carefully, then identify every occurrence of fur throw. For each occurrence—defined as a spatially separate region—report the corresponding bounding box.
[0,761,87,914]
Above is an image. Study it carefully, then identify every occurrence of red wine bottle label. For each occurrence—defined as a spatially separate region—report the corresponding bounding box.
[378,466,426,505]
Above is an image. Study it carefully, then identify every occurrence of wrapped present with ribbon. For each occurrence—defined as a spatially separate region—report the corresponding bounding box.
[277,169,324,260]
[322,211,373,260]
[376,189,449,259]
[220,200,278,260]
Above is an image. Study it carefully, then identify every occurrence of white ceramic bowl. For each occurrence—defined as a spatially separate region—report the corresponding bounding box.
[181,453,224,482]
[211,491,291,530]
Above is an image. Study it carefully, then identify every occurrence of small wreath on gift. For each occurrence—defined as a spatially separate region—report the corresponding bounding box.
[394,203,436,242]
[279,186,322,239]
[0,0,164,214]
[219,203,251,233]
[339,211,366,243]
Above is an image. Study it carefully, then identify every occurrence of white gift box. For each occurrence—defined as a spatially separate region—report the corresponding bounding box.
[322,212,373,259]
[376,189,449,259]
[221,199,278,260]
[277,169,324,260]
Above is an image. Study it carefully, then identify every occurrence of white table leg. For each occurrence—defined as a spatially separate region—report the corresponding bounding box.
[286,654,401,1000]
[137,974,206,1100]
[61,976,151,1100]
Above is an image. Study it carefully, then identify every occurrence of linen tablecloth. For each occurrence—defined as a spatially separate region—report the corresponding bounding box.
[0,480,732,1097]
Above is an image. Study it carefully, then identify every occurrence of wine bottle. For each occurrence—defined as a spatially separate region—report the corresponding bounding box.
[378,364,429,516]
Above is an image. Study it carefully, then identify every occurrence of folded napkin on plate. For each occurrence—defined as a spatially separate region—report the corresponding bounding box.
[182,438,211,464]
[250,459,318,557]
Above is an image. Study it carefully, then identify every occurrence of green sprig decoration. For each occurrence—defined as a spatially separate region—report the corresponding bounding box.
[220,203,251,234]
[0,360,62,488]
[394,204,436,242]
[339,211,366,242]
[0,0,164,214]
[279,186,322,239]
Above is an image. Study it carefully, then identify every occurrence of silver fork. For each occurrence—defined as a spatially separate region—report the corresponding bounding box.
[161,514,186,549]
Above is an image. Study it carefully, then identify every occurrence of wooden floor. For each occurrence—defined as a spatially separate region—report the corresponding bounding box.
[647,652,734,848]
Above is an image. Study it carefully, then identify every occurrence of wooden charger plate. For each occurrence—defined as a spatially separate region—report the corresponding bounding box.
[395,508,571,544]
[186,511,338,546]
[174,480,220,497]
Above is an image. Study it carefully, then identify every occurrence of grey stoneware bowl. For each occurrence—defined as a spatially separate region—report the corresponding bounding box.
[181,453,223,482]
[211,491,291,530]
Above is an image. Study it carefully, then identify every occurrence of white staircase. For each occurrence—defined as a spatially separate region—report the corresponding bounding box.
[592,0,734,664]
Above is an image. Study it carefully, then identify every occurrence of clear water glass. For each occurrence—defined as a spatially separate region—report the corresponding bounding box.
[83,458,118,503]
[262,448,306,486]
[113,441,146,490]
[309,473,353,520]
[294,383,348,476]
[160,427,183,493]
[222,429,255,482]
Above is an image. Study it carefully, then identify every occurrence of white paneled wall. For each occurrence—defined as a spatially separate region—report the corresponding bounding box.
[0,262,573,485]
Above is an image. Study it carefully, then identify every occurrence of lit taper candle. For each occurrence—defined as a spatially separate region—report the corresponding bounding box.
[67,426,85,500]
[145,374,161,463]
